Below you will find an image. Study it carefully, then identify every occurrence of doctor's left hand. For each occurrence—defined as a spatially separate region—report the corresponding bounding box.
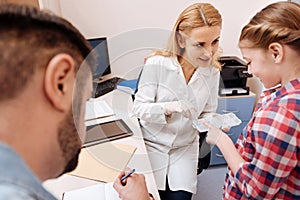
[164,100,197,119]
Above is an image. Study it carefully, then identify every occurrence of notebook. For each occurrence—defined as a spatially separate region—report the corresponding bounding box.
[68,142,137,183]
[62,182,119,200]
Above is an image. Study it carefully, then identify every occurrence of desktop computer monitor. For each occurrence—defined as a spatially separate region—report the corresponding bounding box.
[87,37,111,80]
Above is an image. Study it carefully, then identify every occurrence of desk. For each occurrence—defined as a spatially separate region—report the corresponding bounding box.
[43,89,160,200]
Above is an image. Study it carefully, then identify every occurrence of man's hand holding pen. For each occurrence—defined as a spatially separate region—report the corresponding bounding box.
[113,169,154,200]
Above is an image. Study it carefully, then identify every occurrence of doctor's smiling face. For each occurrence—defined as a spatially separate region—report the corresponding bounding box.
[178,25,221,68]
[170,3,222,70]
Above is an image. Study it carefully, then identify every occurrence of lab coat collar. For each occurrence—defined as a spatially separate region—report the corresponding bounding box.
[168,57,181,72]
[195,65,216,76]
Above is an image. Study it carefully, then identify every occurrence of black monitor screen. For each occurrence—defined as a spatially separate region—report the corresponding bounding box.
[87,37,111,79]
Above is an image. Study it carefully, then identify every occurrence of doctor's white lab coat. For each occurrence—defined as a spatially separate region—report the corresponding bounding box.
[133,55,220,194]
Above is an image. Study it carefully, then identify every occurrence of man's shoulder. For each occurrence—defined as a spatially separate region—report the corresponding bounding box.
[0,143,57,200]
[0,183,57,200]
[0,184,36,200]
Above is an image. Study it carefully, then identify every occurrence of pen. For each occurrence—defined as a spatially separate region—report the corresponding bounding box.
[120,168,135,182]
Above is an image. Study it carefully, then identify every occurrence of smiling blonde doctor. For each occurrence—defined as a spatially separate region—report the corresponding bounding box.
[133,3,223,200]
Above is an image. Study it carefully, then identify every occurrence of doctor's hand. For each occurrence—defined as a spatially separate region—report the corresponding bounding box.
[113,171,153,200]
[202,121,224,145]
[164,100,197,119]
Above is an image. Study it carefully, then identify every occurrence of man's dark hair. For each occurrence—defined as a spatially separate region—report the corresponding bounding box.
[0,4,93,101]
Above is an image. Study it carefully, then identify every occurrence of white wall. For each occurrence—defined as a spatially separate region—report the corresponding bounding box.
[55,0,279,95]
[38,0,62,16]
[59,0,278,53]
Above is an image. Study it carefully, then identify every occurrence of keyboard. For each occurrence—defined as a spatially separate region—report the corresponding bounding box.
[93,77,124,98]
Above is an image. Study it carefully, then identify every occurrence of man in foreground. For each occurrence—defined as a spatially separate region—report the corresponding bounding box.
[0,4,151,200]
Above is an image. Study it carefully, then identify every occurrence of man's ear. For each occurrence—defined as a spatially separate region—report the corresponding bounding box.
[44,54,76,112]
[269,42,283,64]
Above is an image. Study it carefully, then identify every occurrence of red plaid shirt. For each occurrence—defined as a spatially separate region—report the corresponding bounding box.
[223,78,300,200]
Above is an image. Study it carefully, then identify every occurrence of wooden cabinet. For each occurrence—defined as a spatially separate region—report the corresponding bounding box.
[210,92,256,166]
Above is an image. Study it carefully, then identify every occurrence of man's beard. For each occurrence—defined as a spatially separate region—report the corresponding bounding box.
[62,148,81,174]
[57,109,82,175]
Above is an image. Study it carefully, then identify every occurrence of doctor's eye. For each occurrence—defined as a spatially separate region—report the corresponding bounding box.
[194,42,204,48]
[212,39,219,45]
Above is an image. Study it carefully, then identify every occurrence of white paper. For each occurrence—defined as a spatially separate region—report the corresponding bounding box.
[193,112,242,132]
[104,182,121,199]
[63,182,120,200]
[85,100,115,121]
